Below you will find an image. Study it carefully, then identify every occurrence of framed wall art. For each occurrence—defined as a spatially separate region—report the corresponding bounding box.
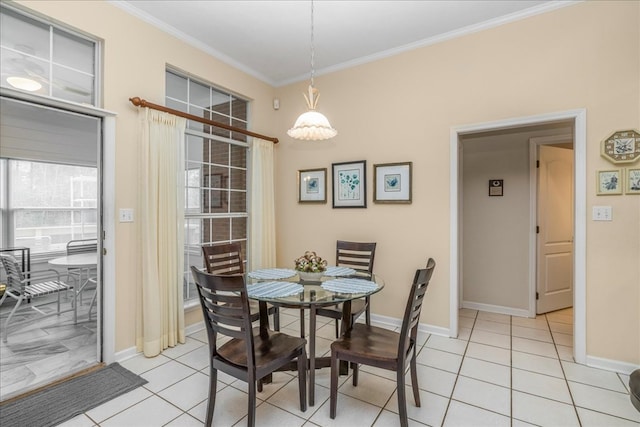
[332,160,366,208]
[625,168,640,194]
[373,162,412,203]
[596,169,622,195]
[298,168,327,203]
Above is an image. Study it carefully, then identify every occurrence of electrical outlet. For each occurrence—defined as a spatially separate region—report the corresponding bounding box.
[592,206,612,221]
[119,208,134,223]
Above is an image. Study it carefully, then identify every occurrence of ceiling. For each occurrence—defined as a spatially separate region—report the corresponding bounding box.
[114,0,574,87]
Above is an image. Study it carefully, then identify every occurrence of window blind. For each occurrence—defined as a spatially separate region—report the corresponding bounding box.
[0,96,99,167]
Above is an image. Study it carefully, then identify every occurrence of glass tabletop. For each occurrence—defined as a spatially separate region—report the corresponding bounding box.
[246,271,384,307]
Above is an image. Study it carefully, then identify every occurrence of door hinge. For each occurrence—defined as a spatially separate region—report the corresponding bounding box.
[103,248,107,256]
[536,292,539,300]
[536,226,539,234]
[536,160,540,168]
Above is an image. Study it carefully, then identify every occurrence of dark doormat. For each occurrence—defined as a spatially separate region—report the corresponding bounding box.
[0,363,147,427]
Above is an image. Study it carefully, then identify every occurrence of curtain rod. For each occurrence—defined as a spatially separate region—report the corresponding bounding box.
[129,97,279,144]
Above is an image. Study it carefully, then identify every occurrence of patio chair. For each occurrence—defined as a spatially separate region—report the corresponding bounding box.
[330,258,436,427]
[190,266,307,427]
[0,254,72,342]
[66,238,98,304]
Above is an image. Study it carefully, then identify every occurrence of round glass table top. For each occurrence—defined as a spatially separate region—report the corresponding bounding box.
[246,271,384,308]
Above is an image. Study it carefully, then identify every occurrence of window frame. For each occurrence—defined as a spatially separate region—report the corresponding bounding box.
[166,68,251,303]
[0,2,101,107]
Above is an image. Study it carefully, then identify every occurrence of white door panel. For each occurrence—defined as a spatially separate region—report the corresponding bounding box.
[537,145,574,314]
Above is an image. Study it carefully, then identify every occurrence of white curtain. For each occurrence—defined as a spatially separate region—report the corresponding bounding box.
[136,107,186,357]
[249,138,276,270]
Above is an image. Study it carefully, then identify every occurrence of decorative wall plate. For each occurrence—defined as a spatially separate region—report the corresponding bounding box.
[601,129,640,164]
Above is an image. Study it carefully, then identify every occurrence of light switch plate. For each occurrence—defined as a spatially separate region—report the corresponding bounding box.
[119,208,134,223]
[592,206,612,221]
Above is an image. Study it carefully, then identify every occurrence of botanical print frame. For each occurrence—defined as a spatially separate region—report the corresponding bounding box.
[332,160,366,208]
[625,168,640,194]
[373,162,412,203]
[596,169,622,195]
[298,168,327,203]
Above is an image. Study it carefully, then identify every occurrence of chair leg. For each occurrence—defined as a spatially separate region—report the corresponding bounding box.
[352,362,359,386]
[248,379,257,427]
[397,369,409,427]
[273,307,280,331]
[365,296,371,325]
[205,366,217,426]
[0,290,8,307]
[334,319,339,338]
[3,295,24,343]
[297,348,307,412]
[410,350,421,407]
[330,353,339,419]
[257,378,263,393]
[299,308,305,338]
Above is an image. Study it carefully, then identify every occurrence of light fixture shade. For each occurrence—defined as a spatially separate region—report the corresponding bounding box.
[288,110,337,140]
[6,76,42,92]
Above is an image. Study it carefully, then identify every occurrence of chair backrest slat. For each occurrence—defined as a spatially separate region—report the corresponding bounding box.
[398,258,436,362]
[190,266,255,366]
[0,254,25,291]
[336,241,376,274]
[202,243,244,275]
[67,239,98,255]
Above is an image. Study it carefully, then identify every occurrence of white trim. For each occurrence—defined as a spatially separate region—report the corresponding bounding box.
[109,0,272,85]
[284,2,582,87]
[451,109,587,365]
[462,301,530,319]
[102,116,116,364]
[115,321,206,364]
[370,313,450,338]
[109,0,580,87]
[585,355,640,376]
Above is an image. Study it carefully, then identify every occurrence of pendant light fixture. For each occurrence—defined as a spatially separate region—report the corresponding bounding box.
[287,0,337,141]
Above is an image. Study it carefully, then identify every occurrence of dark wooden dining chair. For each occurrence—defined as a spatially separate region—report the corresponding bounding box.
[190,266,307,427]
[202,242,279,330]
[329,258,436,427]
[315,241,376,337]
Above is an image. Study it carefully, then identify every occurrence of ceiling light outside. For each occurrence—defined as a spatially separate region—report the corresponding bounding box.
[6,76,42,92]
[287,0,337,141]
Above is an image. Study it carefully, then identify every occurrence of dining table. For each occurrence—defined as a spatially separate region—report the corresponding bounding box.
[48,252,98,323]
[246,267,385,406]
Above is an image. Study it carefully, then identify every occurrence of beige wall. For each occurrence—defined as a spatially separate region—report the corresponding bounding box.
[274,1,640,365]
[16,1,640,366]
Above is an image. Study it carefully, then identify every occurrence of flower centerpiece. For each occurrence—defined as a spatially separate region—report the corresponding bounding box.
[294,251,327,281]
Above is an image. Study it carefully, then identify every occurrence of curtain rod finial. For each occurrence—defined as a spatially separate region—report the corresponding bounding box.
[129,97,142,106]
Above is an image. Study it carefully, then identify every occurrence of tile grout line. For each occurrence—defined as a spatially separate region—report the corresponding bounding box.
[545,311,583,427]
[439,309,479,427]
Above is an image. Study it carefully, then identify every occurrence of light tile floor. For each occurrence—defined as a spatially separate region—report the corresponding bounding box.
[59,308,640,426]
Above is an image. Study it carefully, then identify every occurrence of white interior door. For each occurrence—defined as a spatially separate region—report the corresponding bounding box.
[536,145,574,314]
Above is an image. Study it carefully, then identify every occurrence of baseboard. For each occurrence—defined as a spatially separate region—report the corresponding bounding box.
[114,346,139,363]
[586,355,640,375]
[370,313,451,338]
[114,322,205,363]
[462,300,530,318]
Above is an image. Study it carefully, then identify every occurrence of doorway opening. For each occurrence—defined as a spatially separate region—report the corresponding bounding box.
[450,109,587,365]
[0,92,115,401]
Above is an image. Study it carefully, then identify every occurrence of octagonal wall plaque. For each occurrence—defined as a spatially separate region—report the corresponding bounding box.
[601,129,640,164]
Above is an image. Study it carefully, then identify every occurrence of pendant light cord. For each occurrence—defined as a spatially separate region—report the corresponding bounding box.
[310,0,315,88]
